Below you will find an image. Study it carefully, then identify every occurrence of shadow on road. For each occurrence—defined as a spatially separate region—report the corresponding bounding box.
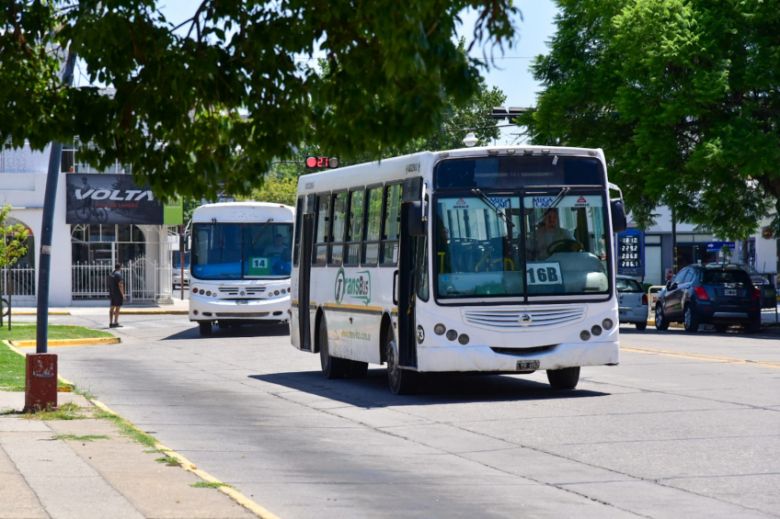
[250,369,609,407]
[161,323,290,340]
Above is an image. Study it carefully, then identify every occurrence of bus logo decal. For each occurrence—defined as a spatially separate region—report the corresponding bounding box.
[519,313,533,326]
[335,268,372,305]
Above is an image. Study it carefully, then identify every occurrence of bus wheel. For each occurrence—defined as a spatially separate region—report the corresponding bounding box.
[319,317,348,379]
[547,367,580,390]
[385,333,416,395]
[198,321,212,336]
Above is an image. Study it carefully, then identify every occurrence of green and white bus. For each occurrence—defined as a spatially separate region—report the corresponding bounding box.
[290,146,627,394]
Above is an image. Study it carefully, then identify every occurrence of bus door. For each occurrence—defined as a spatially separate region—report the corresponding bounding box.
[397,178,424,368]
[298,195,316,351]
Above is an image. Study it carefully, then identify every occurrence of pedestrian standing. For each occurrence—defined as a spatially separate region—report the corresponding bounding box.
[108,263,125,328]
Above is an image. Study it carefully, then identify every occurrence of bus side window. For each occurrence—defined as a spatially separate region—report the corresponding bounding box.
[293,196,303,267]
[363,187,383,266]
[381,183,402,266]
[314,194,330,266]
[345,189,365,266]
[329,191,347,266]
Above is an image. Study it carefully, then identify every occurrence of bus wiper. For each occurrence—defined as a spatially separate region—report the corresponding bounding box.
[531,186,570,229]
[470,188,514,235]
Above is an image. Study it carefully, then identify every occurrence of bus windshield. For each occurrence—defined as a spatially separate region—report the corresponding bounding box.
[192,222,293,280]
[435,191,609,299]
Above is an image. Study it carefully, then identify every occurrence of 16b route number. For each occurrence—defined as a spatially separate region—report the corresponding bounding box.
[526,262,562,285]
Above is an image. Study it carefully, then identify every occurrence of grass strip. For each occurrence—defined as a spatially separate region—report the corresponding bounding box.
[0,341,25,391]
[0,324,114,341]
[94,409,158,449]
[54,434,110,442]
[191,481,232,489]
[24,402,85,420]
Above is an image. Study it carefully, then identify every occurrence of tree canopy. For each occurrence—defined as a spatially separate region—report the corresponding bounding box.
[517,0,780,238]
[1,0,518,199]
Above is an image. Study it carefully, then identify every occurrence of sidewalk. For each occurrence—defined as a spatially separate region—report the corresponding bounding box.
[10,297,190,316]
[0,391,266,519]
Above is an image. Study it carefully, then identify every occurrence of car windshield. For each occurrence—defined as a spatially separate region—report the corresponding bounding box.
[434,191,609,299]
[191,223,293,280]
[702,270,751,286]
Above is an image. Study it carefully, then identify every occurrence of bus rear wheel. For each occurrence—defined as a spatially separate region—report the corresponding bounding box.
[318,317,349,379]
[385,332,417,395]
[547,367,580,390]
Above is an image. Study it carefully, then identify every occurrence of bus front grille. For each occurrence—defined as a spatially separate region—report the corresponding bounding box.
[462,307,585,329]
[220,286,267,296]
[215,312,270,318]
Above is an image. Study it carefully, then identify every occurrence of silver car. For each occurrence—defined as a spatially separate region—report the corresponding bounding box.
[617,275,648,330]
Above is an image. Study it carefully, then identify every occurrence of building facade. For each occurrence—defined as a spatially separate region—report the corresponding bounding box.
[0,143,178,306]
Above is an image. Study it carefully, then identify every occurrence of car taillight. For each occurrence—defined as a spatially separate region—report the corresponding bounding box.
[641,294,648,305]
[752,287,761,301]
[694,286,709,301]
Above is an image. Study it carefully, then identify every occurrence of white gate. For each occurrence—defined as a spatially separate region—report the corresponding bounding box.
[72,258,171,302]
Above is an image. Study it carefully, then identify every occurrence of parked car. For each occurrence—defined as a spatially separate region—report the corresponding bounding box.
[616,275,648,330]
[745,270,777,309]
[654,264,761,333]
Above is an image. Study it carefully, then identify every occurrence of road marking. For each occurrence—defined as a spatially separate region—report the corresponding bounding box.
[622,346,780,369]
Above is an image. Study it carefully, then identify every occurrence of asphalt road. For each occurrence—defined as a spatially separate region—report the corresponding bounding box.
[33,311,780,519]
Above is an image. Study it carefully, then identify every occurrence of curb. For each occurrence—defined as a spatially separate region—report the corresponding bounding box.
[119,309,188,315]
[89,398,280,519]
[11,311,71,316]
[8,336,121,348]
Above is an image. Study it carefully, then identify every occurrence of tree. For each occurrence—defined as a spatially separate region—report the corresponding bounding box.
[244,77,506,205]
[0,205,30,311]
[517,0,780,238]
[1,1,518,200]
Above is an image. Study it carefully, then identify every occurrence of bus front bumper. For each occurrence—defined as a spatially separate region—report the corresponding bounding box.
[189,296,290,322]
[414,340,619,373]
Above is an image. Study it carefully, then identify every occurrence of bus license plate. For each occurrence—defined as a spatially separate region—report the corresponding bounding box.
[516,360,540,371]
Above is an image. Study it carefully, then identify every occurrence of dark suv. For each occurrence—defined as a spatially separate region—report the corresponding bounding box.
[655,264,761,333]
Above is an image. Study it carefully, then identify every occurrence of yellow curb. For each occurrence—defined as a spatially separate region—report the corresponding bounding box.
[91,399,280,519]
[9,337,120,348]
[119,309,188,315]
[11,310,71,316]
[622,346,780,369]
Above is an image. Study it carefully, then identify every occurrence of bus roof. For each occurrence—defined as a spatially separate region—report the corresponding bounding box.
[192,201,295,223]
[296,145,606,194]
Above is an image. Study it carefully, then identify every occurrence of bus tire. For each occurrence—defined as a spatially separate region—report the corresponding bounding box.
[318,316,348,379]
[198,321,212,336]
[385,331,417,395]
[547,366,580,390]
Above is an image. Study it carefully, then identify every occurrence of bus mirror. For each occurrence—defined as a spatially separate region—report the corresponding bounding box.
[611,199,627,232]
[402,177,423,203]
[403,201,425,236]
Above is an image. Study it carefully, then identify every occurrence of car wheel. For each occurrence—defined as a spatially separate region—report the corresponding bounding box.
[547,367,580,390]
[683,305,699,333]
[655,305,669,331]
[319,316,349,379]
[635,321,647,331]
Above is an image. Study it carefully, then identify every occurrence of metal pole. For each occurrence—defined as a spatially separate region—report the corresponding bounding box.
[179,225,184,300]
[35,50,76,354]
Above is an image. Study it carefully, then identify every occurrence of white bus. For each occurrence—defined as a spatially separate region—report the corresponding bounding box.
[189,202,295,336]
[290,146,627,393]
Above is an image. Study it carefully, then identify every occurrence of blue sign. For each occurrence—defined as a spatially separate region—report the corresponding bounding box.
[617,229,644,277]
[705,241,735,252]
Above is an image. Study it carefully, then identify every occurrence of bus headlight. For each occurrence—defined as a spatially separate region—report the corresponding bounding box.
[580,330,591,341]
[602,318,614,330]
[445,329,458,341]
[591,325,602,336]
[457,334,470,345]
[434,323,446,335]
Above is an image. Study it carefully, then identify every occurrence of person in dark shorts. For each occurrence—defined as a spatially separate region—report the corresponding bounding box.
[108,263,125,328]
